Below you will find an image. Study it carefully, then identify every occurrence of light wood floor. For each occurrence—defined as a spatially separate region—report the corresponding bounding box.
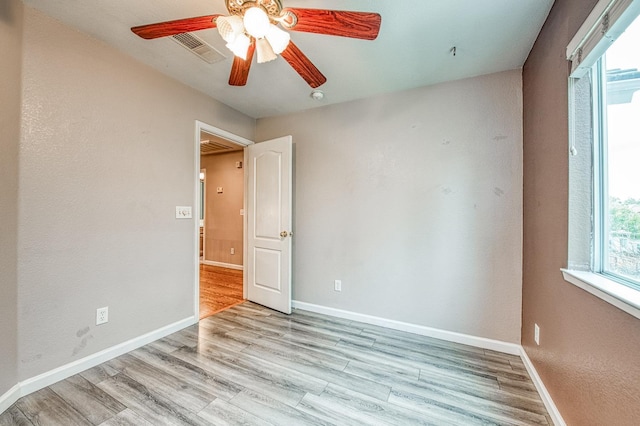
[199,265,244,319]
[0,302,551,425]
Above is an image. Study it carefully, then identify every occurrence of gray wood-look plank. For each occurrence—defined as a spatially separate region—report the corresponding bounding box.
[79,364,119,386]
[97,373,211,426]
[0,405,32,426]
[228,389,333,426]
[129,346,243,402]
[300,383,446,426]
[14,387,92,426]
[49,374,126,424]
[197,398,271,426]
[97,408,154,426]
[0,302,551,425]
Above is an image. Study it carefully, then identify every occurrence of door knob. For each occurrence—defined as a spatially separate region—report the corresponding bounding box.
[280,231,288,238]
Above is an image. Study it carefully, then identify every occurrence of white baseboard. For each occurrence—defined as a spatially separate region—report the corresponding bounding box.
[0,384,20,415]
[200,260,243,271]
[520,348,566,426]
[6,316,196,407]
[292,301,522,355]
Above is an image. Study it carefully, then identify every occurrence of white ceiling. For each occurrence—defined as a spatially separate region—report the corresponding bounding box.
[23,0,554,119]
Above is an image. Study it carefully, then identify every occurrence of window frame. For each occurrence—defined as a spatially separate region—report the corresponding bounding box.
[563,0,640,319]
[592,58,607,277]
[592,55,640,291]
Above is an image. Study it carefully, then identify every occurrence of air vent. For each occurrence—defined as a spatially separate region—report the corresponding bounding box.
[171,33,226,64]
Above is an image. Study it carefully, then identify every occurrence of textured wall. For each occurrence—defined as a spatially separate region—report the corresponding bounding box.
[16,6,254,381]
[522,0,640,424]
[0,0,22,397]
[201,151,244,266]
[257,70,523,343]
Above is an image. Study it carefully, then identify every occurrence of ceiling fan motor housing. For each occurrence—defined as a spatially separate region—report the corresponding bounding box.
[226,0,283,17]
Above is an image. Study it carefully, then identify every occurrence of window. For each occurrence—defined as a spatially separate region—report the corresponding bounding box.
[566,0,640,316]
[594,20,640,289]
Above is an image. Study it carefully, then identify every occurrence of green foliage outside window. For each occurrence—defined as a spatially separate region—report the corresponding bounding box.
[610,197,640,238]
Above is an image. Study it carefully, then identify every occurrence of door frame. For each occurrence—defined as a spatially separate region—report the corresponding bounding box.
[194,120,254,319]
[199,167,206,260]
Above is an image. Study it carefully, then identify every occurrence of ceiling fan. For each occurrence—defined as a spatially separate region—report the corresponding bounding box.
[131,0,381,88]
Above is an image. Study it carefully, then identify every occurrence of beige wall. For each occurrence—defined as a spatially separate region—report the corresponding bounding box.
[522,0,640,424]
[257,70,524,343]
[14,6,254,381]
[201,151,244,266]
[0,0,22,396]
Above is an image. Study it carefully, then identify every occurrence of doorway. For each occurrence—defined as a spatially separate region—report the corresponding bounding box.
[194,121,252,319]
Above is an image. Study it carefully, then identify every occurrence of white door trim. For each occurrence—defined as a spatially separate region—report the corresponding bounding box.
[194,121,253,319]
[200,168,206,258]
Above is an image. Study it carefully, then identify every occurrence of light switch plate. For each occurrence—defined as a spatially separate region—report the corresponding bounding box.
[176,206,192,219]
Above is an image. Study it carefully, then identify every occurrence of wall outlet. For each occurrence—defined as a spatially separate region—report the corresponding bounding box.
[334,280,342,292]
[534,323,540,345]
[96,307,109,325]
[230,248,235,255]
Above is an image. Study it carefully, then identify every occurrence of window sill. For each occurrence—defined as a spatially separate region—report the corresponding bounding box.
[561,269,640,320]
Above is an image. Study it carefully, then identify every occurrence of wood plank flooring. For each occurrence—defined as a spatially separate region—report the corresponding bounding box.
[199,265,244,319]
[0,303,552,425]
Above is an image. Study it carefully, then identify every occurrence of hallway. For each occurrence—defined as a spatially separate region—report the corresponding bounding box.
[199,265,244,319]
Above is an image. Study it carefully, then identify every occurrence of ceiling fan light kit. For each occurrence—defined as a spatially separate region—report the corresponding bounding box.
[131,0,381,88]
[227,33,252,60]
[265,24,290,54]
[242,6,271,39]
[216,15,244,43]
[256,38,277,63]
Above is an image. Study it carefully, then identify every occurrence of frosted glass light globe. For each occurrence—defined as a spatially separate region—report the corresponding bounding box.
[266,24,290,54]
[217,15,244,43]
[226,33,251,59]
[243,7,270,39]
[256,38,277,63]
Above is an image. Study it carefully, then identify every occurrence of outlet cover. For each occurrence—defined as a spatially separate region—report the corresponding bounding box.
[96,307,109,325]
[334,280,342,292]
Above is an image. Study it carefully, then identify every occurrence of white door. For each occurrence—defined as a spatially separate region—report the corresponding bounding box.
[246,136,292,314]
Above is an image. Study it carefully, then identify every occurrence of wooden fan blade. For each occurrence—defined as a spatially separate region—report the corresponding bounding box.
[229,41,256,86]
[283,8,381,40]
[131,15,221,39]
[280,42,327,88]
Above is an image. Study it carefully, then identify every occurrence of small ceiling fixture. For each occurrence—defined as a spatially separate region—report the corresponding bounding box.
[310,89,324,100]
[131,0,382,88]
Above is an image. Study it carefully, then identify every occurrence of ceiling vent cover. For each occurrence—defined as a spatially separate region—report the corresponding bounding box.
[171,33,225,64]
